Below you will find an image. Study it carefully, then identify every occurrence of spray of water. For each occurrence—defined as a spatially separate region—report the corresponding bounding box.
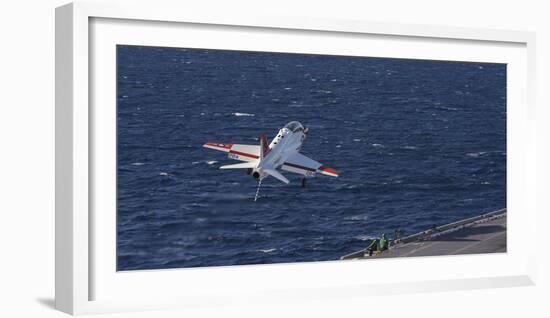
[254,179,262,202]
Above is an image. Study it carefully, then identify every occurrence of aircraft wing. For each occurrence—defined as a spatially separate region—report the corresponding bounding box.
[281,153,339,177]
[203,142,260,162]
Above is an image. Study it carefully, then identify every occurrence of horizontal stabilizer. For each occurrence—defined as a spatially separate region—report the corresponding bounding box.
[219,161,258,170]
[264,169,289,184]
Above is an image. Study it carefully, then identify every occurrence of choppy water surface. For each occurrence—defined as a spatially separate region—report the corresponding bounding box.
[117,46,506,270]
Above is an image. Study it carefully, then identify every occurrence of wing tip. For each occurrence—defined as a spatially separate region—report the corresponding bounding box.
[319,165,340,177]
[203,142,233,151]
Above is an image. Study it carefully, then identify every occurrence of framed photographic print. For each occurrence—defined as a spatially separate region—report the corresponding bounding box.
[56,1,537,315]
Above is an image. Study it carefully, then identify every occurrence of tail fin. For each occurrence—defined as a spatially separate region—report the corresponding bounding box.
[259,133,270,159]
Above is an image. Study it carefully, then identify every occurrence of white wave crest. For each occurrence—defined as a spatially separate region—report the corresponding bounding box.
[258,248,276,253]
[232,112,255,117]
[466,152,487,158]
[355,235,377,241]
[344,214,369,221]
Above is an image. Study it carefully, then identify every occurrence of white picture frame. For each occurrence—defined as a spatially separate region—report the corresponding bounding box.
[55,1,537,315]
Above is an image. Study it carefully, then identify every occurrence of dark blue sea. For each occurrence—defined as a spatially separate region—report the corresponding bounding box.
[116,45,506,271]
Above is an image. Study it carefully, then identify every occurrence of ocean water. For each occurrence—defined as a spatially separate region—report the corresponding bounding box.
[116,45,506,271]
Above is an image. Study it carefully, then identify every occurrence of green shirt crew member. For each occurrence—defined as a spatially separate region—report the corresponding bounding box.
[378,234,388,251]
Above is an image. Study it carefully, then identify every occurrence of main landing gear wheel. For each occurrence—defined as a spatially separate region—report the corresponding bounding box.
[301,177,307,188]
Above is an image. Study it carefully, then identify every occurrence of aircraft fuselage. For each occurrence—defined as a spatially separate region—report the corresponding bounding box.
[252,126,306,180]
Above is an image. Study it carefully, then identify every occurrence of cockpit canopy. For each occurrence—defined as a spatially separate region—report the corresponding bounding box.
[284,121,304,133]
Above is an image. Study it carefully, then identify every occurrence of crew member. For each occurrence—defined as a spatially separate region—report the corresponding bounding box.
[366,239,379,256]
[378,234,388,252]
[366,234,389,257]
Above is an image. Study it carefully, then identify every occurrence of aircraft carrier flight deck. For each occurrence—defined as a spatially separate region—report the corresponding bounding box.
[341,209,507,260]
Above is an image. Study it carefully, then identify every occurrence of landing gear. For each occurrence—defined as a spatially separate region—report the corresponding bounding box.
[301,177,307,188]
[246,168,252,175]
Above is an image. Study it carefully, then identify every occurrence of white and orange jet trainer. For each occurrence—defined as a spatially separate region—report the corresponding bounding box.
[203,121,339,198]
